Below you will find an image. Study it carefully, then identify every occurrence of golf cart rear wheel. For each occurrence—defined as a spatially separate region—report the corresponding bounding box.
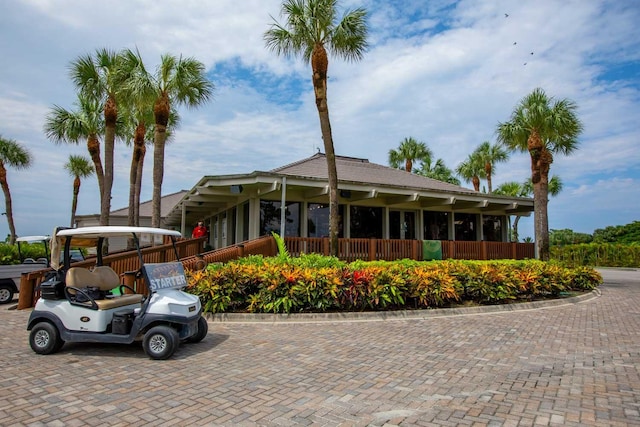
[29,322,65,355]
[0,284,14,304]
[143,325,179,360]
[186,316,208,343]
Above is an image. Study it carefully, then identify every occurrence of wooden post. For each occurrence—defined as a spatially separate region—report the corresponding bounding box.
[481,241,487,260]
[237,244,245,259]
[17,274,34,309]
[123,271,136,294]
[323,238,330,256]
[369,238,376,261]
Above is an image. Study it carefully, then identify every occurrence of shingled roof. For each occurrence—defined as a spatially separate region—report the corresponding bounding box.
[109,190,188,217]
[271,153,475,195]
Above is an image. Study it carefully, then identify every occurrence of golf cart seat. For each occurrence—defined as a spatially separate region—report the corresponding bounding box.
[65,266,144,310]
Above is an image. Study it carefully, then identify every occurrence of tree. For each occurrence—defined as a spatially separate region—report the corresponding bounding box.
[129,54,213,228]
[388,137,433,173]
[118,48,157,229]
[494,175,563,242]
[415,157,460,185]
[265,0,368,257]
[497,87,582,260]
[64,155,94,227]
[45,94,105,214]
[456,152,485,191]
[474,141,508,193]
[69,49,125,227]
[0,136,32,245]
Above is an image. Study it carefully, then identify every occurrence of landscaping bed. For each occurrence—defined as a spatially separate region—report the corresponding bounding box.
[185,254,602,314]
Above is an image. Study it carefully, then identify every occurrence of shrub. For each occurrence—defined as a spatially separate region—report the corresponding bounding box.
[185,256,602,314]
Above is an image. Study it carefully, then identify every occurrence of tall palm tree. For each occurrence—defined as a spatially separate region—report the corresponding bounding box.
[128,54,213,228]
[497,88,582,260]
[44,94,105,208]
[474,141,508,193]
[456,152,485,192]
[69,48,124,227]
[265,0,368,257]
[415,157,460,185]
[64,155,94,227]
[495,176,563,242]
[388,137,433,173]
[0,136,32,245]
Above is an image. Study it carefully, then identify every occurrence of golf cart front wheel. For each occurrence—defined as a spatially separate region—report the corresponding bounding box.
[0,284,14,304]
[186,316,208,343]
[143,325,179,360]
[29,322,65,355]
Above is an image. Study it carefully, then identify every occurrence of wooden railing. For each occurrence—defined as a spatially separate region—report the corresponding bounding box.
[18,236,533,309]
[286,237,534,262]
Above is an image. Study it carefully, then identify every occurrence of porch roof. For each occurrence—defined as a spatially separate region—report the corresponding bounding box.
[164,153,533,227]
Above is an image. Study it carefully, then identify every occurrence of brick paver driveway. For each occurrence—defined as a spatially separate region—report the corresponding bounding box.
[1,268,639,426]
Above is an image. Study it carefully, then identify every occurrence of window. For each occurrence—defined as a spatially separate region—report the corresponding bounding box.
[307,203,343,237]
[454,213,477,241]
[260,200,300,237]
[350,206,383,238]
[424,211,449,240]
[483,215,503,242]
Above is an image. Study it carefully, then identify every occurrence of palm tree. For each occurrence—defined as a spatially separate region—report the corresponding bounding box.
[44,94,105,208]
[474,141,508,193]
[388,137,433,173]
[415,157,460,185]
[0,136,32,245]
[128,54,213,228]
[497,88,582,260]
[265,0,368,257]
[495,176,563,242]
[69,48,124,226]
[456,152,485,192]
[64,155,94,227]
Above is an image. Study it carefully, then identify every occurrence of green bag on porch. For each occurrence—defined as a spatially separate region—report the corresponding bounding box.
[423,240,442,260]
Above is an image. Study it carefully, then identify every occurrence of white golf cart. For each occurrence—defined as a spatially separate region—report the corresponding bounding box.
[0,235,51,304]
[27,226,208,360]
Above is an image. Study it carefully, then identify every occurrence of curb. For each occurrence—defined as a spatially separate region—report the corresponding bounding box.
[204,289,601,324]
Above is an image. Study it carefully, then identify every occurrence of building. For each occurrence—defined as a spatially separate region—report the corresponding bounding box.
[162,154,533,249]
[74,190,188,251]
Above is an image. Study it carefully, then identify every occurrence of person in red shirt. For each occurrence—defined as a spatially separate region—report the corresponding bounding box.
[192,221,208,239]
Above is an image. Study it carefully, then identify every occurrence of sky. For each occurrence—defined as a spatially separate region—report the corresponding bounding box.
[0,0,638,241]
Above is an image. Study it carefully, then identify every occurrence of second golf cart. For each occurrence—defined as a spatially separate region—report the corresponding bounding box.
[27,226,208,360]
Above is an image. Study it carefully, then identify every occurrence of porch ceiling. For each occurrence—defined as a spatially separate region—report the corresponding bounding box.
[164,173,534,227]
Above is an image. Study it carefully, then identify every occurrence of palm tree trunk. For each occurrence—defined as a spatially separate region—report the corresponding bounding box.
[0,165,16,245]
[152,93,170,228]
[528,130,552,260]
[312,44,339,257]
[71,177,80,227]
[472,175,480,192]
[134,144,146,227]
[87,134,105,212]
[128,123,145,227]
[102,95,117,227]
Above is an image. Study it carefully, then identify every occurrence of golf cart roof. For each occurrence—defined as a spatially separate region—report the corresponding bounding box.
[50,226,182,271]
[16,235,50,242]
[54,226,181,239]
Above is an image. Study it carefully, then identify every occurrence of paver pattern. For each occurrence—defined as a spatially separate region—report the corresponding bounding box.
[1,269,639,426]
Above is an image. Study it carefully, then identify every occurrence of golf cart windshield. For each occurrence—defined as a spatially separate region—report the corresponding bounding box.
[50,226,183,271]
[16,235,51,263]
